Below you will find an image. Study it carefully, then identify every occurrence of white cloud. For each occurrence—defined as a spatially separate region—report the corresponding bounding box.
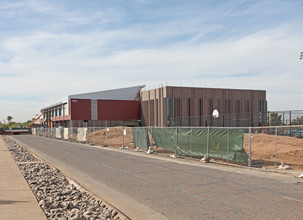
[0,1,302,122]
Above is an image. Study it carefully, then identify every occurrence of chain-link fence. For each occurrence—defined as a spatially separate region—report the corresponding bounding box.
[32,125,303,172]
[172,110,303,127]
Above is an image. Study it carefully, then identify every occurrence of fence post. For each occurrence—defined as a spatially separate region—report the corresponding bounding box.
[275,127,278,169]
[106,127,108,147]
[190,127,193,158]
[122,126,124,147]
[86,128,88,145]
[227,128,230,163]
[136,128,138,149]
[151,127,153,149]
[248,127,252,167]
[93,128,95,145]
[207,127,210,158]
[71,128,73,142]
[175,127,178,156]
[162,127,164,153]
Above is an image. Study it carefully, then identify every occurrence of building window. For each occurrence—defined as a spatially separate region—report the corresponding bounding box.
[225,99,231,114]
[208,99,213,115]
[199,99,203,126]
[235,100,240,113]
[188,98,191,126]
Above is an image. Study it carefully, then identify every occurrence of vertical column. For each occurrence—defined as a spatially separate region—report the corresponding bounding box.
[91,99,98,121]
[248,127,252,167]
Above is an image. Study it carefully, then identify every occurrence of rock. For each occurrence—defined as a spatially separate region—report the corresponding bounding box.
[71,208,80,213]
[69,213,83,220]
[72,201,80,207]
[83,210,93,216]
[3,137,124,220]
[50,202,60,209]
[87,207,96,212]
[38,200,45,207]
[103,209,112,218]
[112,211,118,217]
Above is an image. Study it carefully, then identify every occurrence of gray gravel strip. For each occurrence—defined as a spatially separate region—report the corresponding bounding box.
[4,136,128,220]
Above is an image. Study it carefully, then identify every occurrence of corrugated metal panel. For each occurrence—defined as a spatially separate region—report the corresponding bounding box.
[69,85,145,101]
[150,100,154,126]
[141,101,149,126]
[140,86,267,127]
[91,99,98,120]
[70,99,91,120]
[98,100,141,120]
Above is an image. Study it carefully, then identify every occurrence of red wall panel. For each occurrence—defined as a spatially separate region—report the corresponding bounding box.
[98,100,141,120]
[70,99,91,120]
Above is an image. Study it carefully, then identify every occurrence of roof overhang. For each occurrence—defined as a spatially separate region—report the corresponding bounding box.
[41,102,67,112]
[68,85,145,101]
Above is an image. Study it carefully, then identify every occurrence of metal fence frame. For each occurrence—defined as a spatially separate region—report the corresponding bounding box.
[32,124,303,171]
[172,110,303,127]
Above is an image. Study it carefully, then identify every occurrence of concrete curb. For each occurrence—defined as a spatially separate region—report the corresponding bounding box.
[0,136,47,220]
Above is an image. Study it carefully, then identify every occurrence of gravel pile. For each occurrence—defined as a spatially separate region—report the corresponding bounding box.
[4,137,40,162]
[4,137,127,220]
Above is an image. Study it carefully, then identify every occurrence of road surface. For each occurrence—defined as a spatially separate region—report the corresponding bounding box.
[12,135,303,220]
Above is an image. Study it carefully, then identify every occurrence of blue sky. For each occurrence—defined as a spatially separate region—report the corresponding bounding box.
[0,0,303,122]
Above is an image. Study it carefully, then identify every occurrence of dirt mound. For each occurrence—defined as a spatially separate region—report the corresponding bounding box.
[87,127,135,148]
[243,133,303,171]
[88,128,303,171]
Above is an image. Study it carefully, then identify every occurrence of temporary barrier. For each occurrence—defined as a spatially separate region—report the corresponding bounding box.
[32,125,303,171]
[150,127,248,162]
[64,128,69,140]
[149,128,176,152]
[55,128,61,139]
[132,128,150,149]
[77,128,87,142]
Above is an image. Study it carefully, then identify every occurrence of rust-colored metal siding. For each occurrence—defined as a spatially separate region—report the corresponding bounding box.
[69,99,140,121]
[98,100,141,121]
[70,99,91,120]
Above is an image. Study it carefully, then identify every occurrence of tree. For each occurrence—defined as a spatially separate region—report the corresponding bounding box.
[269,113,282,126]
[7,116,13,125]
[292,115,303,125]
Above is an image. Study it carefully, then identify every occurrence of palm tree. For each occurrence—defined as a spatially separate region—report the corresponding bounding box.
[7,116,13,125]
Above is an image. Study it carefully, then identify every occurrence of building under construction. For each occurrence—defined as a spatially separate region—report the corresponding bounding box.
[41,86,144,128]
[141,86,267,127]
[40,85,267,128]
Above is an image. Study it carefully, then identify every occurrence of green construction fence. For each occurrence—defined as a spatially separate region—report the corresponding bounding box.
[149,127,248,163]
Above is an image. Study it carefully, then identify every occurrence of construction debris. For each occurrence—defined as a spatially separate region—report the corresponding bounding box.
[200,156,209,163]
[278,162,291,170]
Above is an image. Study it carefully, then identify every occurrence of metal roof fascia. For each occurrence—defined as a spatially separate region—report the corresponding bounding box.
[41,101,67,111]
[68,85,145,101]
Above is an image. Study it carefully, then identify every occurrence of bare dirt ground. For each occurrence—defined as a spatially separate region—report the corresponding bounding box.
[86,127,135,148]
[86,127,303,171]
[244,133,303,171]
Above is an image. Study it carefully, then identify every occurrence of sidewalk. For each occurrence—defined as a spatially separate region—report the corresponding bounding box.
[0,136,46,220]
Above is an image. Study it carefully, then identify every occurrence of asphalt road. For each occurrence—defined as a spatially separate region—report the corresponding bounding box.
[13,135,303,220]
